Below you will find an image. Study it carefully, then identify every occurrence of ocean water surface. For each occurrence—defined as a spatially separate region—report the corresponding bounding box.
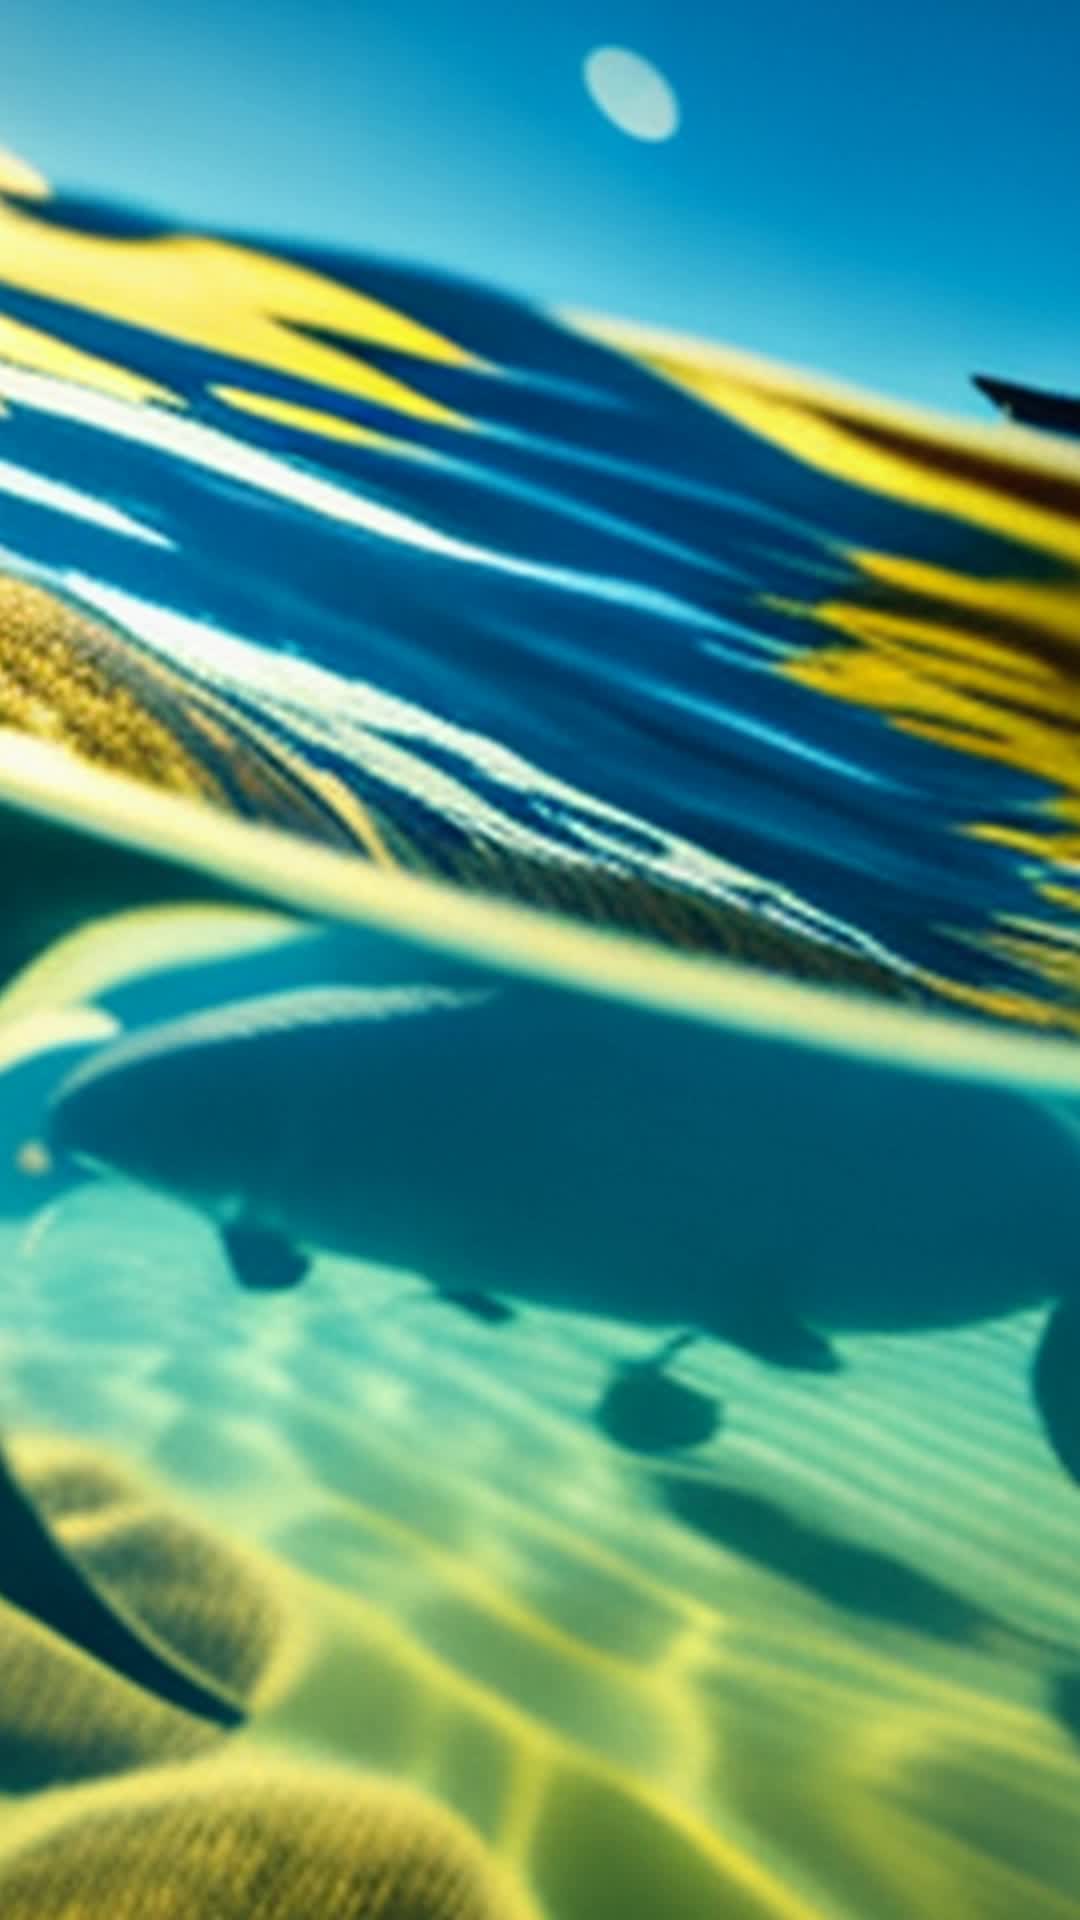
[0,156,1078,1918]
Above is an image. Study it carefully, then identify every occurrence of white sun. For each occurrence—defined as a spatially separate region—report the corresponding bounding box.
[583,46,681,144]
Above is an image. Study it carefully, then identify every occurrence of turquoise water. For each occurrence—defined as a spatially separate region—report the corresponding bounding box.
[0,176,1078,1918]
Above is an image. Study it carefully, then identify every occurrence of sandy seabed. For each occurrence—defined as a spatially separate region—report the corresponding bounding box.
[0,1179,1078,1920]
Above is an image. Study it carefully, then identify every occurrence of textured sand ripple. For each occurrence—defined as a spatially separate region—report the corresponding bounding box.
[1,1185,1079,1917]
[0,1759,538,1919]
[0,1429,299,1794]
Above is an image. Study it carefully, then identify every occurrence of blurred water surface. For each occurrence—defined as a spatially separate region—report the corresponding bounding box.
[0,162,1079,1920]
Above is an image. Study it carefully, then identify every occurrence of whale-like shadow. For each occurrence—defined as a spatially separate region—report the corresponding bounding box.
[658,1473,985,1642]
[657,1471,1080,1756]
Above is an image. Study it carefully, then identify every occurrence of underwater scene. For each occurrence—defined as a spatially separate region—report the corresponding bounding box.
[0,105,1080,1919]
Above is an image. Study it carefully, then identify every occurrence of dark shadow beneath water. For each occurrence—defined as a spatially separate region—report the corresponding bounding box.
[659,1473,988,1644]
[658,1470,1080,1758]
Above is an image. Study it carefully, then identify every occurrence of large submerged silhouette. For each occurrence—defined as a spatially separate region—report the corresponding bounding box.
[1,154,1080,1920]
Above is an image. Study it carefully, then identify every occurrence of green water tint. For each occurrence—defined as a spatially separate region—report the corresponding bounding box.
[2,169,1080,1920]
[0,740,1079,1918]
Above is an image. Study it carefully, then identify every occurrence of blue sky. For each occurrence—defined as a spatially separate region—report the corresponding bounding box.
[2,1,1077,416]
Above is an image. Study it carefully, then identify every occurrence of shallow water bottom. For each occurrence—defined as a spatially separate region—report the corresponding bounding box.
[0,1180,1078,1918]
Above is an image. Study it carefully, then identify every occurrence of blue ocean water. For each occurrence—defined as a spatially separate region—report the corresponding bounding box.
[0,172,1078,1918]
[0,179,1077,1024]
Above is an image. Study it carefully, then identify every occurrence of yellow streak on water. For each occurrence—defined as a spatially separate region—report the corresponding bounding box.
[0,192,479,428]
[211,383,423,453]
[0,314,178,407]
[0,151,48,199]
[781,575,1080,811]
[579,311,1080,1029]
[577,311,1080,568]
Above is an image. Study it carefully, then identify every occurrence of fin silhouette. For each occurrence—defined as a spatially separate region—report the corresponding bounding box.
[718,1299,840,1373]
[1033,1299,1080,1484]
[221,1221,310,1292]
[594,1362,720,1455]
[0,1443,244,1727]
[436,1288,516,1326]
